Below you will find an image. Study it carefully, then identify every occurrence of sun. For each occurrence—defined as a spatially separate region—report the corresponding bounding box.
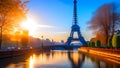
[21,18,38,36]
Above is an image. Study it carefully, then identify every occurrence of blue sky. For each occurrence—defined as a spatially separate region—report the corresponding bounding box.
[27,0,120,42]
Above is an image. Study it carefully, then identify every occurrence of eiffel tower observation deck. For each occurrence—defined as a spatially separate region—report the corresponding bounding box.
[66,0,87,45]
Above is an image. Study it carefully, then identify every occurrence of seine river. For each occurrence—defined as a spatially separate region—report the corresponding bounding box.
[0,50,120,68]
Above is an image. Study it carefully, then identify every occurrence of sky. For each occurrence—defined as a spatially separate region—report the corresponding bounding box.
[26,0,120,42]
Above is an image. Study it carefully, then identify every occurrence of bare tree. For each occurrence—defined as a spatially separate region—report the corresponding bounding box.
[0,0,29,49]
[88,3,120,46]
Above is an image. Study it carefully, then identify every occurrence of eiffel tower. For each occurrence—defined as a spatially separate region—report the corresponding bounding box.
[66,0,86,45]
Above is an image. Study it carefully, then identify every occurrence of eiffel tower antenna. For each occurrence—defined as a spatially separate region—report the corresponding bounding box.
[66,0,86,45]
[73,0,77,24]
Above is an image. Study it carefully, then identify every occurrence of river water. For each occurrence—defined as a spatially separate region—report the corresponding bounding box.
[0,50,120,68]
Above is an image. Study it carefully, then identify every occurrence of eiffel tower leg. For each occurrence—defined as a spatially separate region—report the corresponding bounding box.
[77,31,86,45]
[77,31,82,37]
[70,31,74,37]
[66,31,74,45]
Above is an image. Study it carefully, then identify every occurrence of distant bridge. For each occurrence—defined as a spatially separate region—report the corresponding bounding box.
[42,45,82,50]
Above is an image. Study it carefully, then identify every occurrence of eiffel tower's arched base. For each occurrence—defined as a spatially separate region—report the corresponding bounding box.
[66,37,87,45]
[66,24,87,45]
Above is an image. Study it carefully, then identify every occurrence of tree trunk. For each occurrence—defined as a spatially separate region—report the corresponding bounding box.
[106,34,109,46]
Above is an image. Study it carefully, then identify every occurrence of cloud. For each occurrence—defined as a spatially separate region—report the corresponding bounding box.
[56,31,68,34]
[37,24,55,28]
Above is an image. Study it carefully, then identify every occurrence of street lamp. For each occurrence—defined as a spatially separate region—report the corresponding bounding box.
[41,36,43,48]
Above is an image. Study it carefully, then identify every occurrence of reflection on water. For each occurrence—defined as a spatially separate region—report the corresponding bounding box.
[0,50,120,68]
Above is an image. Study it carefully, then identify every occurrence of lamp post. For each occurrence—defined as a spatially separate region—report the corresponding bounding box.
[52,39,54,46]
[41,36,43,48]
